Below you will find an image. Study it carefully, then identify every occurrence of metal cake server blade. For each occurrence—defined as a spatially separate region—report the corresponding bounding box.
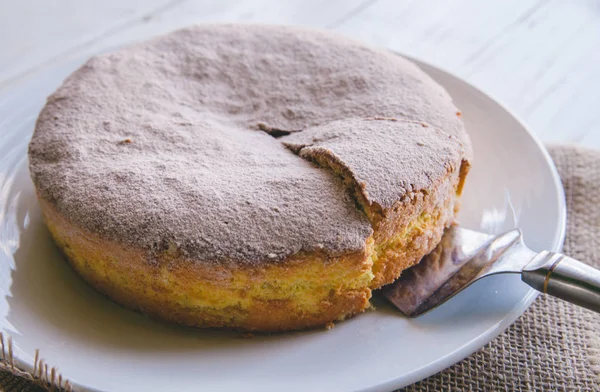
[382,226,600,316]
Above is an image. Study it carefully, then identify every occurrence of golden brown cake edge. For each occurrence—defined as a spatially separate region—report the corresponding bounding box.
[36,163,465,332]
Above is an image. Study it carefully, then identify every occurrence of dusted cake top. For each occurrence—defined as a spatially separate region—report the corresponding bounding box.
[29,24,470,265]
[282,117,466,210]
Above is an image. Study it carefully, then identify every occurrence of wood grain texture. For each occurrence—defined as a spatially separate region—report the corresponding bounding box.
[0,0,179,83]
[333,0,600,146]
[1,0,598,146]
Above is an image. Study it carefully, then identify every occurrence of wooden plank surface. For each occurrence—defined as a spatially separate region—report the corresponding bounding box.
[1,0,598,147]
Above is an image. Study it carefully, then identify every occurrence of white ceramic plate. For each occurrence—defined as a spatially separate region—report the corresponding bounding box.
[0,56,565,392]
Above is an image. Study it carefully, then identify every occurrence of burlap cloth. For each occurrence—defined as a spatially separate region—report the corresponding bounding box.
[1,145,598,391]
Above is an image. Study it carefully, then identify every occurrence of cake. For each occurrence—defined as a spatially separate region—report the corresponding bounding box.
[28,24,471,331]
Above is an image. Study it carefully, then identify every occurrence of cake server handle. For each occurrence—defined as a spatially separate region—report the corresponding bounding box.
[522,251,600,313]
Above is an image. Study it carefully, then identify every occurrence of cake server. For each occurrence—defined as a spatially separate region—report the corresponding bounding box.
[382,226,600,316]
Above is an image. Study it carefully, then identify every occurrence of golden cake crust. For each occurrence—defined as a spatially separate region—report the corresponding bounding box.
[38,163,462,331]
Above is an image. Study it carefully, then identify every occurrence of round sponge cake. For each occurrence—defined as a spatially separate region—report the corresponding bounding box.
[28,24,471,331]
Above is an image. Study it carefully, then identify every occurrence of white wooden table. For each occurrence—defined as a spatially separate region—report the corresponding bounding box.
[1,0,599,147]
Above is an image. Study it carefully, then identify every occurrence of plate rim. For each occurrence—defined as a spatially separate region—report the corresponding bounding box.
[0,52,567,392]
[367,54,567,391]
